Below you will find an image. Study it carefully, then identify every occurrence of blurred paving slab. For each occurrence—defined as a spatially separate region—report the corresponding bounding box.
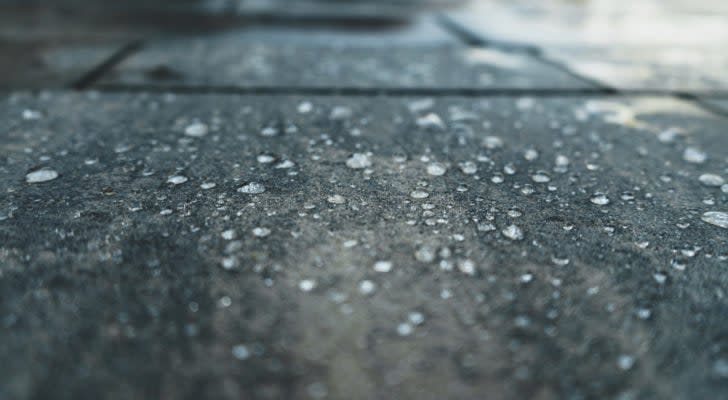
[2,92,728,399]
[96,18,592,90]
[444,0,728,49]
[444,0,728,90]
[543,46,728,91]
[0,39,130,90]
[219,0,465,19]
[699,98,728,114]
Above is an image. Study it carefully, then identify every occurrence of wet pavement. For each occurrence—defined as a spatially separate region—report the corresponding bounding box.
[1,1,728,400]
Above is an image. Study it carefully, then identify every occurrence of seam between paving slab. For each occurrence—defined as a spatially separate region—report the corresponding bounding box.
[71,40,145,90]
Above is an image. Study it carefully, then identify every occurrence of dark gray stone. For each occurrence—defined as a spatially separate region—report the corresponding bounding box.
[97,18,591,90]
[1,91,728,399]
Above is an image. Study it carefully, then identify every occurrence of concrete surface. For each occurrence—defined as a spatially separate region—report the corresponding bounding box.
[1,2,728,400]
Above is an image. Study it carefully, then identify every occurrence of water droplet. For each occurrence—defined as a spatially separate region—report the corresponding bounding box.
[683,147,707,164]
[554,155,570,173]
[397,322,414,336]
[590,193,610,206]
[257,154,275,164]
[426,163,447,176]
[516,97,535,110]
[702,212,728,229]
[327,195,346,205]
[274,160,294,169]
[410,190,429,199]
[414,246,436,263]
[531,171,551,183]
[713,359,728,377]
[297,101,313,114]
[699,173,725,187]
[261,126,278,137]
[25,168,58,183]
[221,230,236,240]
[200,182,216,190]
[524,149,539,161]
[238,182,266,194]
[551,256,570,266]
[458,260,475,276]
[22,109,42,120]
[408,98,435,113]
[671,258,686,271]
[658,128,680,143]
[297,279,317,293]
[482,136,504,149]
[252,227,271,237]
[397,315,421,334]
[184,122,208,137]
[617,355,635,370]
[167,175,188,185]
[346,153,372,169]
[502,225,524,241]
[637,306,652,319]
[416,113,445,130]
[507,209,522,218]
[221,256,237,270]
[232,344,250,360]
[330,106,353,120]
[358,280,377,295]
[373,260,393,273]
[459,161,477,174]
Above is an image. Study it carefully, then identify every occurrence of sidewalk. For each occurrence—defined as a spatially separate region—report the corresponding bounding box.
[1,2,728,399]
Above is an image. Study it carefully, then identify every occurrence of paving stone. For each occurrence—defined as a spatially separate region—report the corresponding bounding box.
[0,39,130,90]
[699,98,728,114]
[2,91,728,400]
[544,46,728,91]
[444,0,728,48]
[224,0,464,19]
[444,1,728,91]
[96,18,591,90]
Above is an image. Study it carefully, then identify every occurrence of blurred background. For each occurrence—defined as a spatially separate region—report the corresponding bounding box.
[2,0,728,90]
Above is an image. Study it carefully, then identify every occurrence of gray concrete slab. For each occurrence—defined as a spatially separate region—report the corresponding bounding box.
[96,19,591,90]
[699,98,728,114]
[0,40,129,90]
[227,0,465,19]
[2,91,728,400]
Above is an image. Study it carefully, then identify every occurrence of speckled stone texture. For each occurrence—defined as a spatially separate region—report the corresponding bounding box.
[1,92,727,400]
